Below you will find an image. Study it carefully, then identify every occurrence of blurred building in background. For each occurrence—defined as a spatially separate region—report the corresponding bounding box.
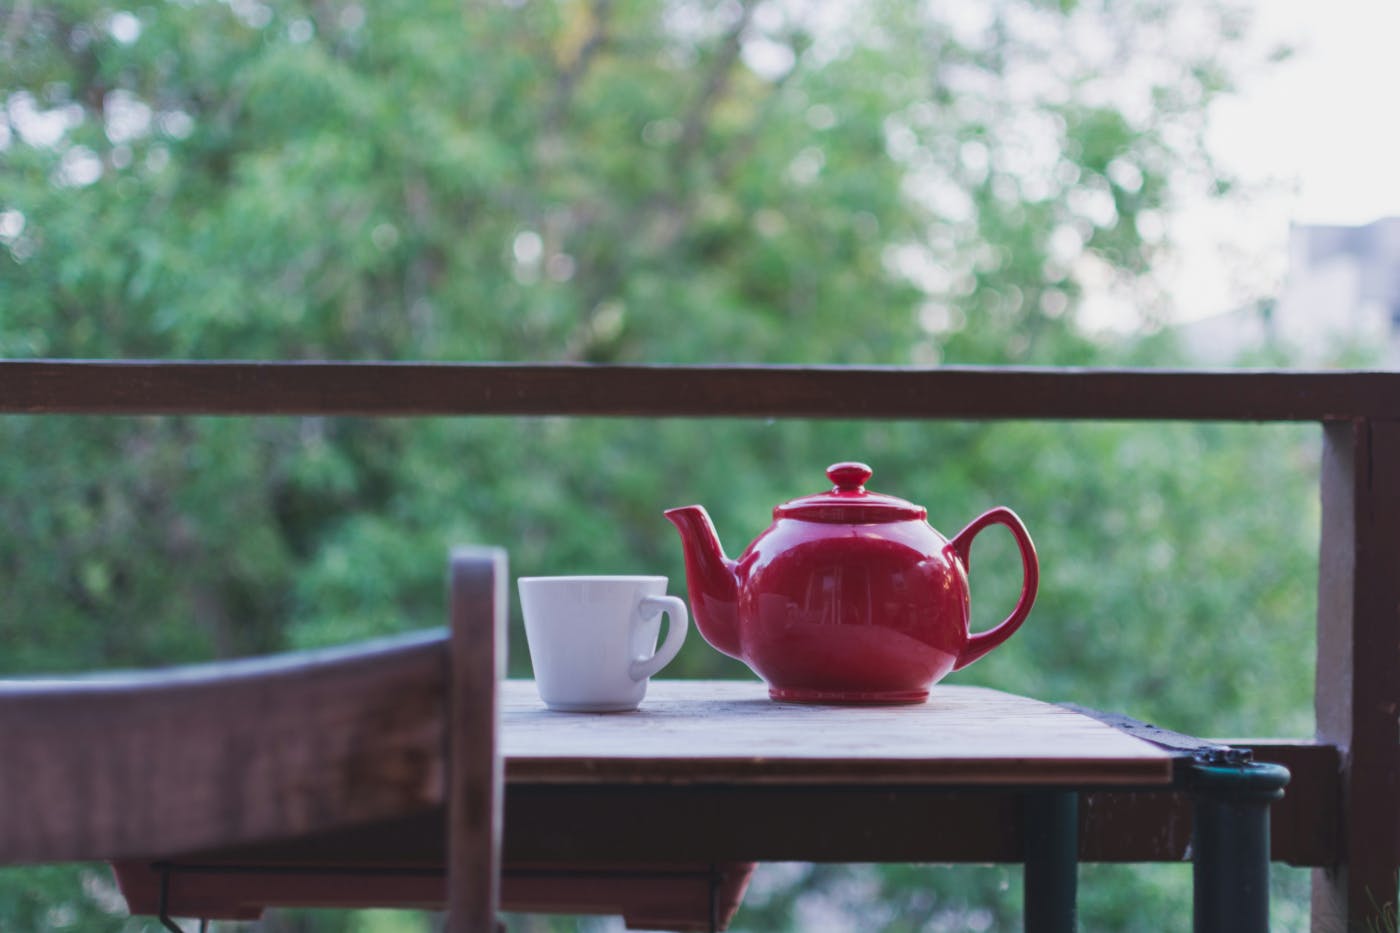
[1179,216,1400,366]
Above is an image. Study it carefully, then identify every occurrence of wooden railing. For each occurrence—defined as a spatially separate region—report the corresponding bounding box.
[2,360,1397,931]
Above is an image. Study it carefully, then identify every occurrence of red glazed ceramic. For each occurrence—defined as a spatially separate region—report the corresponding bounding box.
[665,462,1038,704]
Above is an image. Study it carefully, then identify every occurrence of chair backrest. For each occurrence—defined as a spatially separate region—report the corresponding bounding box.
[0,546,507,933]
[446,547,508,933]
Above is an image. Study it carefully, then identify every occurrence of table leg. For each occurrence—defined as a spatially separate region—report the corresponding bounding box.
[1190,761,1290,933]
[1023,789,1078,933]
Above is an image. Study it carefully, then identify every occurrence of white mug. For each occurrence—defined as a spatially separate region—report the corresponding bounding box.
[518,575,689,712]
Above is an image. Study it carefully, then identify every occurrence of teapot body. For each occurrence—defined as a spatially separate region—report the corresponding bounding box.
[666,462,1039,705]
[734,516,969,703]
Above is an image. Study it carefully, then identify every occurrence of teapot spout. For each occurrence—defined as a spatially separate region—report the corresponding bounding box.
[664,505,742,660]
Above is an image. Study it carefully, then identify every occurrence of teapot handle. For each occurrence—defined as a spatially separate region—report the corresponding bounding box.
[950,507,1039,671]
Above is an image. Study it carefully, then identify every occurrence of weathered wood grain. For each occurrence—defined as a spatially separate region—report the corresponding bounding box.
[1313,420,1400,930]
[446,548,508,933]
[2,360,1399,420]
[0,631,450,864]
[500,680,1174,787]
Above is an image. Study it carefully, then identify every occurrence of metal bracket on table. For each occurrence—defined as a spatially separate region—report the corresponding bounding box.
[1058,703,1255,766]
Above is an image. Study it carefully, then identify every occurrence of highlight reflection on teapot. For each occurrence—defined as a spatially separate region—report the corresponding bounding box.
[665,462,1038,704]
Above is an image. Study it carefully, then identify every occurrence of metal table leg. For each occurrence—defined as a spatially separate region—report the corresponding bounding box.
[1190,760,1290,933]
[1024,789,1079,933]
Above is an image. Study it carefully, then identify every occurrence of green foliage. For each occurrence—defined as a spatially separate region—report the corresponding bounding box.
[0,0,1314,930]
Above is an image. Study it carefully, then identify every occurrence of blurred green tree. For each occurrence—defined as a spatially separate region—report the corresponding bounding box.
[1,0,1313,930]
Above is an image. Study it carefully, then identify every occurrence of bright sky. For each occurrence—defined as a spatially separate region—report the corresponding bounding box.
[1156,0,1400,326]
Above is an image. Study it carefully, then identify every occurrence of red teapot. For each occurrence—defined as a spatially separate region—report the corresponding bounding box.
[665,462,1038,703]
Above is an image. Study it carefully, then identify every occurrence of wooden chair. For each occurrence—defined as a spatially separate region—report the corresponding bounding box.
[0,547,508,933]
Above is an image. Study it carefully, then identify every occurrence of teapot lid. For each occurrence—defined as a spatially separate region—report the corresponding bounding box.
[774,462,926,524]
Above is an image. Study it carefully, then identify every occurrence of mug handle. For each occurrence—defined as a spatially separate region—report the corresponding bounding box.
[629,594,689,682]
[950,507,1039,671]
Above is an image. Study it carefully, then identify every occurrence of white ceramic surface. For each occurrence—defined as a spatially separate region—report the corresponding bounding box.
[518,575,688,712]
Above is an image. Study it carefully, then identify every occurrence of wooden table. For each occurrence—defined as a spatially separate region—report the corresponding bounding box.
[501,679,1166,933]
[115,679,1288,933]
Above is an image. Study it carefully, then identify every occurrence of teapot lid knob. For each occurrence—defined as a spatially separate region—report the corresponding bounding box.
[827,461,873,492]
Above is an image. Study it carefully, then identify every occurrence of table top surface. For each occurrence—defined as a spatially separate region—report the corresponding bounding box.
[501,679,1175,787]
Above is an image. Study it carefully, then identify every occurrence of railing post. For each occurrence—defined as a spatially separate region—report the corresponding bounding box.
[1313,419,1400,932]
